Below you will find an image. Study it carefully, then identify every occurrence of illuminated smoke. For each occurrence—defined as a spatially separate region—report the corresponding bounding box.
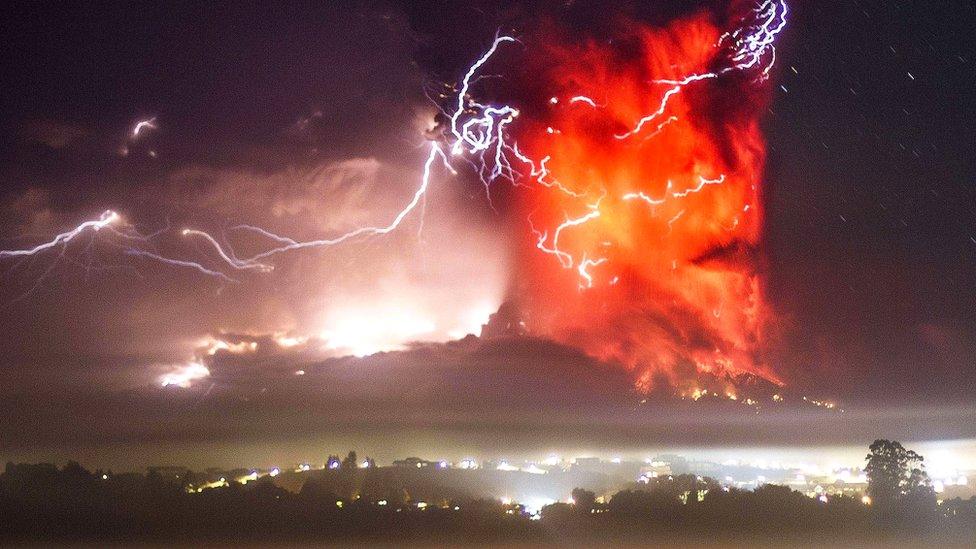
[159,361,210,388]
[508,1,787,390]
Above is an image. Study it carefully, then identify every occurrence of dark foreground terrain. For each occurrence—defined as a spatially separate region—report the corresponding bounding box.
[2,450,975,546]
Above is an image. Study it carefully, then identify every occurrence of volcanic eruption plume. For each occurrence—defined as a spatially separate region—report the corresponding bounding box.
[499,1,788,392]
[0,1,789,395]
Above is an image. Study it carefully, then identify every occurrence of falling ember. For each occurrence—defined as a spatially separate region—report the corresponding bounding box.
[507,3,787,391]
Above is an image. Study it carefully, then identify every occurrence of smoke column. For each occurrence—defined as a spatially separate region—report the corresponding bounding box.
[507,3,785,392]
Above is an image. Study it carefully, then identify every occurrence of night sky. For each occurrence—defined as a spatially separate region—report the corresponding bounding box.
[1,1,975,466]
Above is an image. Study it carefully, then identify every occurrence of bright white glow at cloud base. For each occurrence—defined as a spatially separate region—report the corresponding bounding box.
[159,362,211,388]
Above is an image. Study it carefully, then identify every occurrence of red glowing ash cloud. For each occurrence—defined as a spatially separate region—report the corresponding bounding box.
[509,5,785,391]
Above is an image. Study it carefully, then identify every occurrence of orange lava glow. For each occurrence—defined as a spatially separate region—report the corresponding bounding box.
[512,10,782,391]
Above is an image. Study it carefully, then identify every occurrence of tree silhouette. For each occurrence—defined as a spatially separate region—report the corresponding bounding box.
[571,488,596,513]
[864,438,940,530]
[864,439,931,507]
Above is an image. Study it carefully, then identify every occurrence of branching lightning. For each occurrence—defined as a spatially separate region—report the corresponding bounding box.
[203,143,456,268]
[0,210,119,259]
[617,0,788,140]
[1,210,237,289]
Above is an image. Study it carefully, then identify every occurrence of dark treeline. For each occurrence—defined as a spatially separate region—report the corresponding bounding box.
[1,440,975,545]
[0,461,538,545]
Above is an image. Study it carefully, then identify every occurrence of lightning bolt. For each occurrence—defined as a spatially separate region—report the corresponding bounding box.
[617,0,788,140]
[568,95,598,107]
[0,210,119,258]
[623,188,668,207]
[449,34,519,153]
[671,175,728,198]
[614,85,683,140]
[197,143,455,267]
[0,210,235,296]
[124,249,238,283]
[180,229,274,273]
[577,255,608,289]
[533,205,602,269]
[132,117,157,138]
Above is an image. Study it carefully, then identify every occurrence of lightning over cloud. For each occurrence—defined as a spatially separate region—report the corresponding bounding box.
[0,210,119,259]
[199,143,457,267]
[0,210,235,296]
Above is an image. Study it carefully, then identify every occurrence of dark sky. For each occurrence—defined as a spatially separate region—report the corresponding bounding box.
[1,1,975,463]
[762,0,976,404]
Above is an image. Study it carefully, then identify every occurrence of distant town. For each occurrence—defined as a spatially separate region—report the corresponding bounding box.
[147,450,976,515]
[4,440,975,544]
